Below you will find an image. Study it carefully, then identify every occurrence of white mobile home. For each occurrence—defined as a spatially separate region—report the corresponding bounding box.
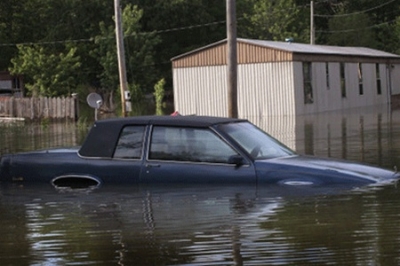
[171,39,400,116]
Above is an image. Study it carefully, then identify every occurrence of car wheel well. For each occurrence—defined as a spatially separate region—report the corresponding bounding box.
[51,175,101,190]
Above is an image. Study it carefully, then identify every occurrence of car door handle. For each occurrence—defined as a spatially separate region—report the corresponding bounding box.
[145,163,160,168]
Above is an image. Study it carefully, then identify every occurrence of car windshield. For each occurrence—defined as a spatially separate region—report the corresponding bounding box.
[217,122,295,160]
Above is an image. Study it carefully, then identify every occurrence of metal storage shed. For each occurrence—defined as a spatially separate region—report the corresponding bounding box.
[171,38,400,117]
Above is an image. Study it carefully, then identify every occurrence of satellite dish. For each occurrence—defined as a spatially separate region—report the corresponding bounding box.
[87,93,103,109]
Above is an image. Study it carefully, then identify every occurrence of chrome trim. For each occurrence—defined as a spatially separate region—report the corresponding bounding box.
[77,154,142,161]
[282,181,314,186]
[144,159,250,167]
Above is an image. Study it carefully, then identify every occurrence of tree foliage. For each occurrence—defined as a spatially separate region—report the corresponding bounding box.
[92,4,160,105]
[327,9,376,47]
[241,0,307,42]
[1,0,400,104]
[9,45,80,96]
[137,0,226,88]
[154,78,166,116]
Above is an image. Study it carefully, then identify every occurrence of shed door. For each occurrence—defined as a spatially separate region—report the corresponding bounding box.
[141,126,256,184]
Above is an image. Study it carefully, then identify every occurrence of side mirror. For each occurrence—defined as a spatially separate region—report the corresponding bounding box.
[228,155,245,166]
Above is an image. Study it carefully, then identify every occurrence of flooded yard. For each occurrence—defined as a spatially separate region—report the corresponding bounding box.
[1,106,400,265]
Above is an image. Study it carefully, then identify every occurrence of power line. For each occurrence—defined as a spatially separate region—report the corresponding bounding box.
[0,20,226,48]
[316,19,396,33]
[314,0,398,18]
[0,38,95,47]
[0,1,398,47]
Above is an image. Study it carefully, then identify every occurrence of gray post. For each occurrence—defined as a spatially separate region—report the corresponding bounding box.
[227,0,238,118]
[114,0,129,117]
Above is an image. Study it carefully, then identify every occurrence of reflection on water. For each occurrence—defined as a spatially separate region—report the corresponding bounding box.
[1,184,400,265]
[246,105,400,170]
[0,122,88,154]
[1,106,400,265]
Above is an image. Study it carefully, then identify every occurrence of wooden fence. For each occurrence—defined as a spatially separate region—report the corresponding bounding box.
[0,97,78,121]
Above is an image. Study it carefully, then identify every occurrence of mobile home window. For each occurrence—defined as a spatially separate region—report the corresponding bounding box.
[376,64,382,95]
[303,62,313,104]
[12,77,20,89]
[340,63,346,98]
[358,63,363,95]
[326,62,330,90]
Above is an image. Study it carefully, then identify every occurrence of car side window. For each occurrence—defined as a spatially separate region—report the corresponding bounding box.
[149,126,238,163]
[113,126,145,159]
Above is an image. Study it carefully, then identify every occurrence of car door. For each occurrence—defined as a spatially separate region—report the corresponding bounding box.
[140,125,256,184]
[93,125,146,184]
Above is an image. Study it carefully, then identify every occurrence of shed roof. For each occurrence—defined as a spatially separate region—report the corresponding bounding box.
[241,39,400,58]
[172,38,400,61]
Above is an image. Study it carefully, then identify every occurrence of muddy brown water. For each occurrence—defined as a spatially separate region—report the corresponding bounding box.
[1,106,400,265]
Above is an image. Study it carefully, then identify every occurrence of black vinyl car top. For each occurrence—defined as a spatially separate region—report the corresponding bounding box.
[96,115,245,127]
[79,115,246,158]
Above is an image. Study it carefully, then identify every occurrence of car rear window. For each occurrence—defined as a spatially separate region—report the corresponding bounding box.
[113,126,146,159]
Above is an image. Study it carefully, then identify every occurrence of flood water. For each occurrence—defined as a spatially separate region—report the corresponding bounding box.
[1,106,400,265]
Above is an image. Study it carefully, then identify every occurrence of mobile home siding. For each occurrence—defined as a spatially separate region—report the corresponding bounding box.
[239,62,295,116]
[346,63,362,108]
[172,39,400,117]
[293,62,306,114]
[313,62,341,112]
[328,63,347,111]
[238,42,293,63]
[363,63,386,106]
[173,66,228,116]
[390,64,400,95]
[344,63,388,108]
[172,41,294,68]
[293,62,391,115]
[174,62,297,117]
[172,45,227,68]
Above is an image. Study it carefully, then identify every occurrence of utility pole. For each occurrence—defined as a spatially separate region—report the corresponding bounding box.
[310,0,315,44]
[226,0,238,118]
[114,0,130,117]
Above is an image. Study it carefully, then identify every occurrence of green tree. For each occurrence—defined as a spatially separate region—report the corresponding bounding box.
[0,0,47,69]
[9,45,81,97]
[327,11,376,47]
[154,78,166,115]
[137,0,226,89]
[240,0,307,42]
[92,4,160,107]
[363,0,400,53]
[40,0,113,89]
[315,0,400,51]
[0,0,111,89]
[391,17,400,55]
[3,0,400,109]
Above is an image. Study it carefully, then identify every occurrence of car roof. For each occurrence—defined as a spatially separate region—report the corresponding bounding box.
[94,115,245,127]
[79,115,247,158]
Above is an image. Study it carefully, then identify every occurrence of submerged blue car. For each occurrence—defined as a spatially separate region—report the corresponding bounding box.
[0,115,399,188]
